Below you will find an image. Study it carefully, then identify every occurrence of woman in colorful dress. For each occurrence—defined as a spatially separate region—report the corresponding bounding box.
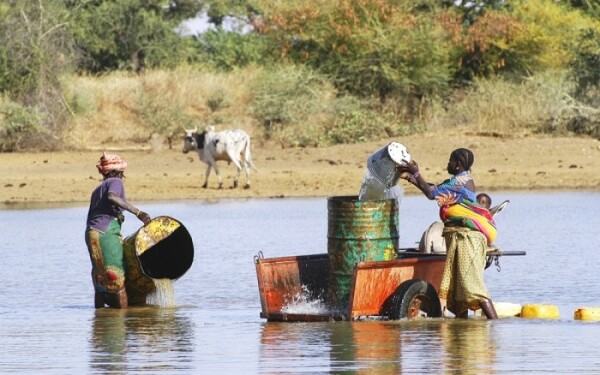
[85,153,152,308]
[403,148,498,319]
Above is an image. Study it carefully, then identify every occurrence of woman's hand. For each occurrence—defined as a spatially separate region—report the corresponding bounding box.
[399,171,412,180]
[407,160,419,175]
[137,211,152,225]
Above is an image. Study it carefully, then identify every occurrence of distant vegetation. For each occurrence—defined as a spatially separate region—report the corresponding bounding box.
[1,0,599,151]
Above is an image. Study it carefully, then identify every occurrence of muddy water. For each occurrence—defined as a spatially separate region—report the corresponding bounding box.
[1,192,600,373]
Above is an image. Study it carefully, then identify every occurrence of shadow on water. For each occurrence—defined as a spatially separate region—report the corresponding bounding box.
[90,307,195,373]
[259,319,497,373]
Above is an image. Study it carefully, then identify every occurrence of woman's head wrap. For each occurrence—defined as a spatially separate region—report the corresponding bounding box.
[451,148,474,170]
[96,152,127,175]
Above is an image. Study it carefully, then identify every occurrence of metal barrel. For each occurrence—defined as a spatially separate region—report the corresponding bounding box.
[123,216,194,305]
[327,196,399,313]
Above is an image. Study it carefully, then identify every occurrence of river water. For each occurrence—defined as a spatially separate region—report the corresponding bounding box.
[1,191,599,374]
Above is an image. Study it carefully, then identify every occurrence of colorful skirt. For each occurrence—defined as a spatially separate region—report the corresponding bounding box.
[85,219,126,294]
[438,226,490,315]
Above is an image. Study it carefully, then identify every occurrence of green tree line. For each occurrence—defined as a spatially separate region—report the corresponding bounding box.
[0,0,599,151]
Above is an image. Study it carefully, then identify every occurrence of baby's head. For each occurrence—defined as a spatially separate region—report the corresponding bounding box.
[477,193,492,209]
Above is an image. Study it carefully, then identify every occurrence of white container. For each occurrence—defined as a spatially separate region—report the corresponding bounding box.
[359,142,410,202]
[366,142,411,188]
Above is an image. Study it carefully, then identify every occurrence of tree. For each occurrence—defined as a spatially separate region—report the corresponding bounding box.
[201,0,253,27]
[0,0,75,151]
[67,0,204,73]
[252,0,461,102]
[568,0,600,18]
[0,0,74,99]
[571,28,600,104]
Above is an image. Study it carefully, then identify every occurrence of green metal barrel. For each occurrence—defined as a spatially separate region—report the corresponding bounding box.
[327,196,399,313]
[123,216,194,305]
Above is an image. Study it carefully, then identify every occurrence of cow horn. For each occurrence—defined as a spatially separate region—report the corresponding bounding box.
[183,126,198,133]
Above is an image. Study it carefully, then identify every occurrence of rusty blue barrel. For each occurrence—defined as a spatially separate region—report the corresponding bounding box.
[327,196,399,313]
[123,216,194,305]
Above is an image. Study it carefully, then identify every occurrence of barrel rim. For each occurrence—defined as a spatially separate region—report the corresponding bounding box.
[131,215,194,280]
[327,195,399,203]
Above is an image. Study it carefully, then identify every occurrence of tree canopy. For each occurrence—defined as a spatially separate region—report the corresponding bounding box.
[67,0,204,72]
[1,0,600,150]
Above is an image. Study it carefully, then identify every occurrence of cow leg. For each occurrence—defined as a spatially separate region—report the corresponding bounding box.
[212,163,224,189]
[226,150,243,189]
[231,168,240,189]
[240,155,251,189]
[203,165,212,188]
[243,161,251,189]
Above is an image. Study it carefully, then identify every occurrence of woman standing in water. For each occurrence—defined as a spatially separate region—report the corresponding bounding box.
[85,153,151,308]
[402,148,498,319]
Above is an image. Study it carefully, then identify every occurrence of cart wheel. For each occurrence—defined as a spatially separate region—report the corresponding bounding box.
[386,280,442,320]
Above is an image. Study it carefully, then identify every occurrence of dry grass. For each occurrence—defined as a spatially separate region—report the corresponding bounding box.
[426,71,573,135]
[61,67,578,150]
[63,66,263,150]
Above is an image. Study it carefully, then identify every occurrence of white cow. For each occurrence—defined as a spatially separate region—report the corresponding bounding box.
[182,125,257,189]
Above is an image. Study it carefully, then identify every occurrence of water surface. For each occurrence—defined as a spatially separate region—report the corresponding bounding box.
[1,192,599,373]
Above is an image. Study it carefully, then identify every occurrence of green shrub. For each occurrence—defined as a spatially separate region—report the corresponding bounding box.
[62,80,95,115]
[206,89,228,112]
[250,64,336,146]
[194,29,273,71]
[571,28,600,106]
[566,114,600,139]
[0,99,42,151]
[324,96,415,145]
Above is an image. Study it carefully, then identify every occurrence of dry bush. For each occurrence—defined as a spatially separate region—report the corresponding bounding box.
[64,66,262,150]
[62,66,588,151]
[65,72,149,149]
[425,71,573,135]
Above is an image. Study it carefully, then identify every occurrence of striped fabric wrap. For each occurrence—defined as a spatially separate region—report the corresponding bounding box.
[440,199,497,245]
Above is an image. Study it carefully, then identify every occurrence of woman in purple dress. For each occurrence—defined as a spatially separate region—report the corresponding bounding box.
[85,153,151,308]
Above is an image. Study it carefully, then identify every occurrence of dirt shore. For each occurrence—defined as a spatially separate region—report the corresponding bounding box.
[1,130,599,207]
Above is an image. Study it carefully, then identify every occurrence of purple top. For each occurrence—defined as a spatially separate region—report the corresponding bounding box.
[431,171,476,207]
[86,177,126,232]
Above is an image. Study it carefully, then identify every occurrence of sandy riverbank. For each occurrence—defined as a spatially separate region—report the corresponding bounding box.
[1,130,599,207]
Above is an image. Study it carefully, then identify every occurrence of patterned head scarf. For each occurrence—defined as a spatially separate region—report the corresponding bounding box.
[96,152,127,175]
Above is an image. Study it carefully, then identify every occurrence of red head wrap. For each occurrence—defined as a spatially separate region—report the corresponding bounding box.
[96,152,127,175]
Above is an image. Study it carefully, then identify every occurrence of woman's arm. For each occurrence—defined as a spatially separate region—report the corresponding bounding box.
[108,192,152,225]
[403,160,435,200]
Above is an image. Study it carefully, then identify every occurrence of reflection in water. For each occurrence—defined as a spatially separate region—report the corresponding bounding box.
[440,320,496,374]
[259,323,333,373]
[91,309,127,373]
[332,322,402,374]
[260,319,497,373]
[90,307,194,373]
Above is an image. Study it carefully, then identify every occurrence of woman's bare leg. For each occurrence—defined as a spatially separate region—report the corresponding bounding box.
[116,290,128,309]
[94,291,105,308]
[480,299,498,319]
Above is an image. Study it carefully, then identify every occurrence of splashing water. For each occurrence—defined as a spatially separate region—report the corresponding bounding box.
[358,168,404,202]
[146,278,176,308]
[358,168,404,205]
[280,285,330,315]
